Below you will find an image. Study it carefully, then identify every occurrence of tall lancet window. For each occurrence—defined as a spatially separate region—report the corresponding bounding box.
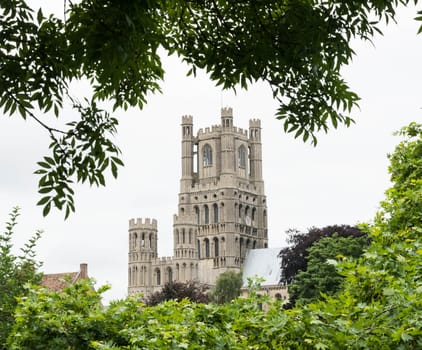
[238,145,246,168]
[203,144,213,166]
[156,268,161,285]
[205,238,210,258]
[213,203,218,223]
[204,205,210,224]
[195,206,200,224]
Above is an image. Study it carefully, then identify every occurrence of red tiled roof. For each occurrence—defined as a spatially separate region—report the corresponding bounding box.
[40,264,89,292]
[41,272,80,292]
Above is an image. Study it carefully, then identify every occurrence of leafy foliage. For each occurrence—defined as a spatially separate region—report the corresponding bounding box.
[210,270,243,304]
[2,0,421,216]
[287,234,368,306]
[34,101,122,218]
[278,122,422,348]
[280,225,368,285]
[0,207,42,349]
[9,278,285,349]
[5,125,422,348]
[144,281,209,306]
[166,0,362,144]
[10,280,109,349]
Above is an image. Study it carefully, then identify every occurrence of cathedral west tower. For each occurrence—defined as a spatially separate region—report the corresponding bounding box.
[128,107,268,296]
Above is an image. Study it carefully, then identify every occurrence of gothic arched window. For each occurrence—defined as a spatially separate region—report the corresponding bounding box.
[195,206,200,224]
[245,206,250,218]
[134,266,138,285]
[204,205,209,224]
[205,238,210,258]
[155,268,161,285]
[167,267,173,283]
[263,210,267,228]
[203,144,213,166]
[214,237,219,257]
[248,146,252,176]
[176,263,180,279]
[213,203,218,223]
[238,145,246,168]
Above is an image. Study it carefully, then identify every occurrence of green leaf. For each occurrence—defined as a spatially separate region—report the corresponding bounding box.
[37,8,43,24]
[38,187,52,194]
[111,157,124,166]
[54,104,59,117]
[44,157,55,165]
[42,202,51,217]
[18,105,27,119]
[65,205,71,220]
[111,162,118,179]
[37,162,50,169]
[36,196,50,206]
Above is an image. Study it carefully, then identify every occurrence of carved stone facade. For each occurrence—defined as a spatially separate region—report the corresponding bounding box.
[128,107,268,296]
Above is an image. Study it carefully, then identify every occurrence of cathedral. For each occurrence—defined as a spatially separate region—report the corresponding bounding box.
[128,107,268,296]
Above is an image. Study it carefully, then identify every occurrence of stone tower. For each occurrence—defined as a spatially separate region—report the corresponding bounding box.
[128,218,158,295]
[128,108,268,296]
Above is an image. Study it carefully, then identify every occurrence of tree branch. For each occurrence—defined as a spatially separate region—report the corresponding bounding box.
[6,90,67,136]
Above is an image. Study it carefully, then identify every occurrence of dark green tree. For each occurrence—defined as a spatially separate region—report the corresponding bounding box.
[279,123,422,348]
[280,225,368,285]
[2,0,421,217]
[144,281,209,306]
[210,270,243,304]
[287,234,368,306]
[0,207,42,349]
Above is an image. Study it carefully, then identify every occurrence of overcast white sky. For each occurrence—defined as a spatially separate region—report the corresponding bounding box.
[1,4,421,303]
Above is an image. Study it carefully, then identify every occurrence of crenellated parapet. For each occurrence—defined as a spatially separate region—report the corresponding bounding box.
[197,125,221,139]
[249,119,261,128]
[129,218,157,230]
[173,213,196,225]
[196,125,248,138]
[221,107,233,117]
[182,115,193,124]
[233,127,248,138]
[249,119,261,143]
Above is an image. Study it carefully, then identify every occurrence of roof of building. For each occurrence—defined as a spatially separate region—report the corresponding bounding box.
[41,272,79,291]
[242,248,282,287]
[41,263,88,292]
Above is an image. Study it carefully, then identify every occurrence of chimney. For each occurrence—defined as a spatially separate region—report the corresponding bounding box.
[80,263,88,279]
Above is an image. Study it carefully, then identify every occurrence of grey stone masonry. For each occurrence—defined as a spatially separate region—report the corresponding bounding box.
[128,107,268,297]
